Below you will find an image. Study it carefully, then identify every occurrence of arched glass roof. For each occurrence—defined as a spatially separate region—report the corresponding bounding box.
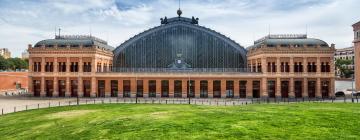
[113,16,247,72]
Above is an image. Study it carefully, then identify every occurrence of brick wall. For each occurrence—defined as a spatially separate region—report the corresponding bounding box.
[0,72,28,91]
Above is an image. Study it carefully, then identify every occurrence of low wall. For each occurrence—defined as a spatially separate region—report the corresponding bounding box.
[0,72,28,92]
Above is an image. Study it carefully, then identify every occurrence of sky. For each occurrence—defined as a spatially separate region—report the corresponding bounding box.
[0,0,359,57]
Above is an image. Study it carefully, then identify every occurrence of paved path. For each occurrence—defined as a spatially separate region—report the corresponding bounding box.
[1,96,359,115]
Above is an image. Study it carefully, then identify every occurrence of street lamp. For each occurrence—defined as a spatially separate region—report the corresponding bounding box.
[352,58,355,103]
[188,74,191,104]
[77,74,80,105]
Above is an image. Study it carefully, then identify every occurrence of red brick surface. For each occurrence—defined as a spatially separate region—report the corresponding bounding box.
[0,72,28,90]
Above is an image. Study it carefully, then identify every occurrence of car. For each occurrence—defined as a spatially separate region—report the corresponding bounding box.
[335,91,345,97]
[352,92,360,96]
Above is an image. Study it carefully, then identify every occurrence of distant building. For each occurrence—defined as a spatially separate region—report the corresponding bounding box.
[0,48,11,59]
[334,46,354,76]
[21,50,29,60]
[353,21,360,90]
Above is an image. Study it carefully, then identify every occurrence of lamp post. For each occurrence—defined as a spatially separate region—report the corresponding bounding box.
[188,74,191,104]
[135,74,138,104]
[77,73,80,105]
[352,58,355,103]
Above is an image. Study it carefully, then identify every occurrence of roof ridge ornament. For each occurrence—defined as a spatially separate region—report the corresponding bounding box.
[177,9,182,17]
[177,0,182,17]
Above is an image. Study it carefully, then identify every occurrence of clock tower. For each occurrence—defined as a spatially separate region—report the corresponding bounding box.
[353,21,360,90]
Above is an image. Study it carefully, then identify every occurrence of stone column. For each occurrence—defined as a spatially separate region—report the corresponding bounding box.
[261,58,267,74]
[130,79,137,98]
[40,77,45,97]
[290,57,294,74]
[195,80,200,98]
[330,78,335,97]
[316,78,321,98]
[65,77,71,97]
[246,80,253,98]
[143,79,149,98]
[276,57,280,74]
[156,80,161,98]
[104,79,111,97]
[250,59,253,72]
[28,58,33,72]
[79,57,83,73]
[261,78,268,98]
[255,59,258,72]
[303,78,308,98]
[221,79,226,98]
[208,80,213,98]
[182,80,187,98]
[92,57,96,73]
[54,57,58,73]
[41,57,45,73]
[28,76,33,95]
[234,80,239,98]
[289,78,295,98]
[316,57,321,74]
[169,79,174,98]
[100,60,104,72]
[276,78,281,98]
[78,77,84,97]
[303,57,308,74]
[66,57,70,73]
[91,77,96,97]
[118,79,123,98]
[53,77,59,97]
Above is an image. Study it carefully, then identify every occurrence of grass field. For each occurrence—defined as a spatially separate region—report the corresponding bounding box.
[0,103,359,140]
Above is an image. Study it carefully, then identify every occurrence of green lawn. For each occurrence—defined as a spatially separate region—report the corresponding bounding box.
[0,103,359,140]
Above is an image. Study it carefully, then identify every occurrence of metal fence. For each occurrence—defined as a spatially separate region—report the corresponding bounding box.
[1,97,359,116]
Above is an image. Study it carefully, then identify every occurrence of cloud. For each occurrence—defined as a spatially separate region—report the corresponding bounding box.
[0,0,359,57]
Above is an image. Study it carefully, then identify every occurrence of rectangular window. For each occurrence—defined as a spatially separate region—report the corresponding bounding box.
[83,80,91,97]
[149,80,156,98]
[226,80,234,98]
[252,81,260,98]
[137,80,143,97]
[187,80,195,98]
[71,80,78,97]
[213,80,221,98]
[174,80,182,98]
[58,80,66,97]
[200,80,208,98]
[239,81,247,98]
[161,80,169,97]
[111,80,118,97]
[295,81,302,98]
[268,80,276,98]
[123,80,131,97]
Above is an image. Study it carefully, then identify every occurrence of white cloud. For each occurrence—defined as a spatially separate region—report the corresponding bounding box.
[0,0,359,57]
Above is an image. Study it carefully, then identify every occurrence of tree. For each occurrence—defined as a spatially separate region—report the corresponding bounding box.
[0,56,28,71]
[0,55,9,70]
[335,59,353,78]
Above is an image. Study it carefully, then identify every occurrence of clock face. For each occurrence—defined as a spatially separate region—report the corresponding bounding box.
[177,60,182,64]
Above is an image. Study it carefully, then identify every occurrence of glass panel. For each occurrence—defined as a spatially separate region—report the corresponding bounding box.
[123,80,131,97]
[161,80,169,97]
[111,80,118,97]
[174,80,182,98]
[200,80,208,98]
[149,80,156,98]
[137,80,143,97]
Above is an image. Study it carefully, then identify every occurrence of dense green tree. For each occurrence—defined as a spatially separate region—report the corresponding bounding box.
[335,59,353,78]
[0,56,28,71]
[0,55,9,70]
